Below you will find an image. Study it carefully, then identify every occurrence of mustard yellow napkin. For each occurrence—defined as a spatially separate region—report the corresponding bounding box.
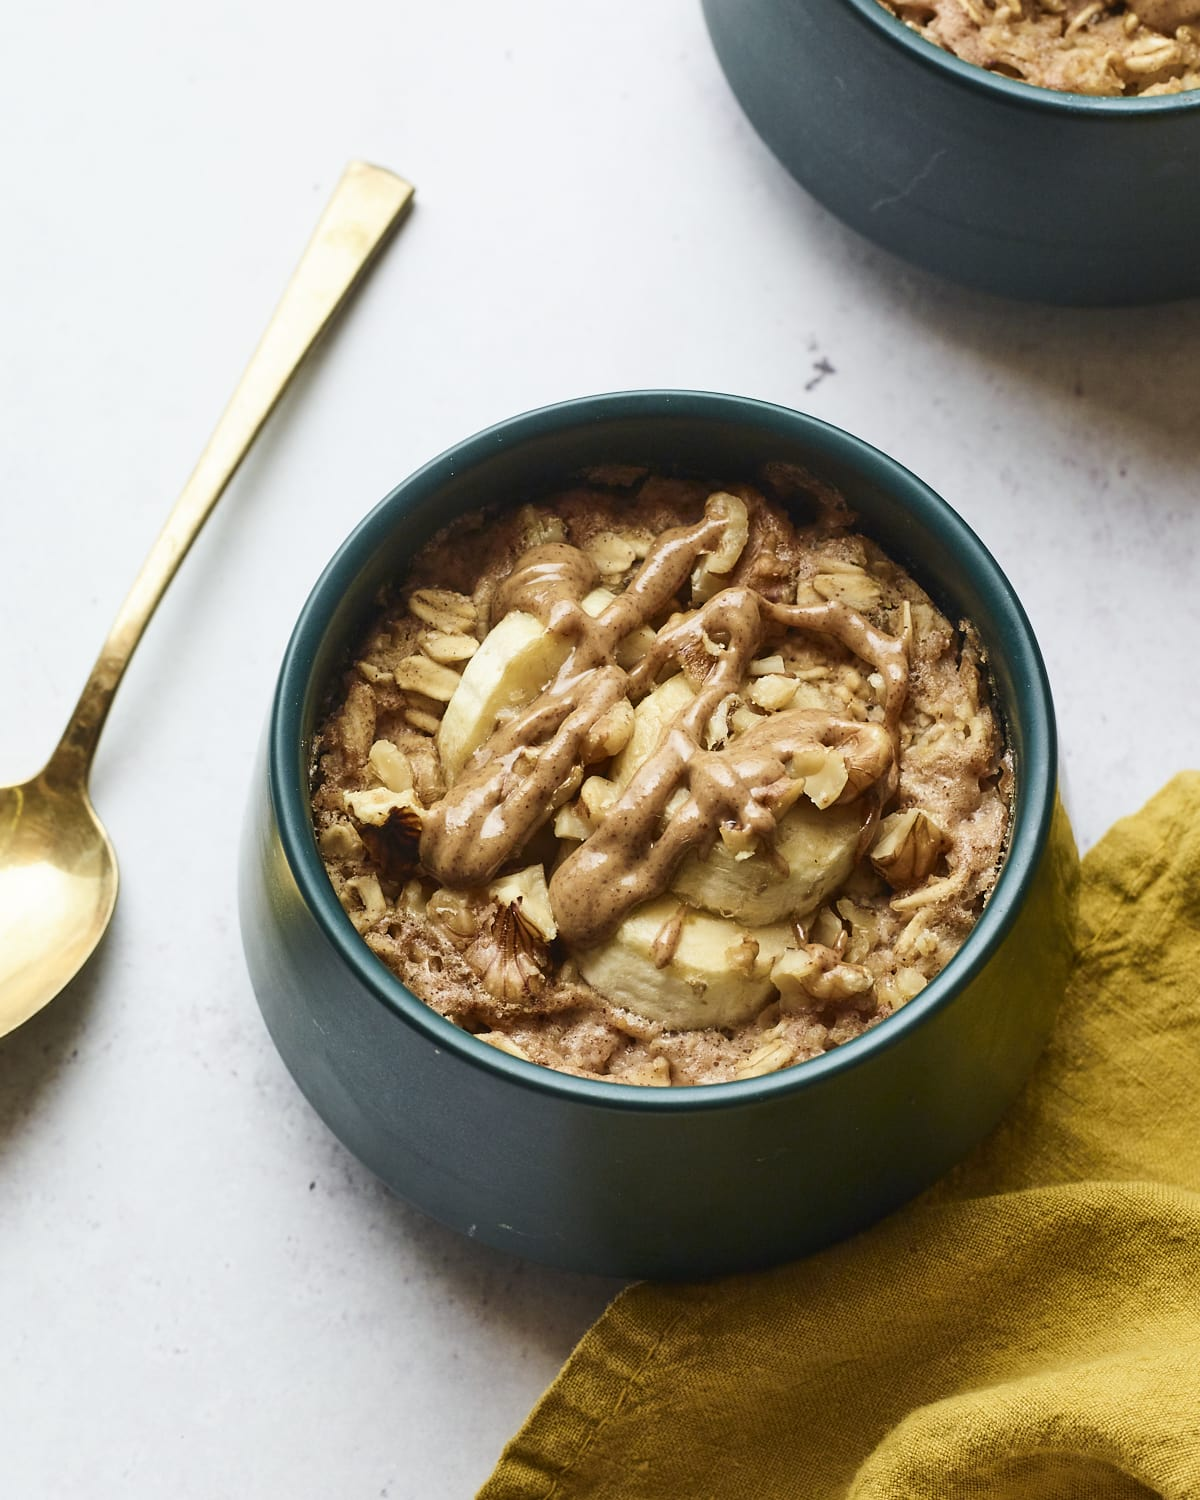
[480,773,1200,1499]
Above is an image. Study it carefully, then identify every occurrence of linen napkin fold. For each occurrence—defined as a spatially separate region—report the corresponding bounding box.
[480,773,1200,1500]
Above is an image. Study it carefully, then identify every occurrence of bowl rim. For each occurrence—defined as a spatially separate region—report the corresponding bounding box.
[268,389,1058,1115]
[838,0,1200,114]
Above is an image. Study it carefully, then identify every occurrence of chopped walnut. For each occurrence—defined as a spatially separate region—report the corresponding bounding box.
[343,786,423,828]
[748,674,798,712]
[586,532,639,578]
[318,822,364,860]
[464,903,549,1006]
[583,698,635,760]
[691,492,750,603]
[802,748,849,809]
[871,808,949,888]
[772,945,875,1006]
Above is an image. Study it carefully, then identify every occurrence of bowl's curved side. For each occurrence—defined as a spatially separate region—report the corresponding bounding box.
[701,0,1200,305]
[240,762,1077,1278]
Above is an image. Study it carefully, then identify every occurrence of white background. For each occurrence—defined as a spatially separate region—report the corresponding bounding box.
[2,2,1198,1495]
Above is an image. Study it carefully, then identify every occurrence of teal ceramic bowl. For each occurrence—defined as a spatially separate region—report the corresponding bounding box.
[702,0,1200,305]
[239,391,1078,1279]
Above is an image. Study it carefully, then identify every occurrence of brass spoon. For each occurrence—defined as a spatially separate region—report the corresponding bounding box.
[0,161,414,1039]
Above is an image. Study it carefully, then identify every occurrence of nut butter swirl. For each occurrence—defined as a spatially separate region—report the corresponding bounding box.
[419,494,911,949]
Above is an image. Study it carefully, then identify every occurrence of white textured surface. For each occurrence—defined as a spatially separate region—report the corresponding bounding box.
[2,2,1199,1495]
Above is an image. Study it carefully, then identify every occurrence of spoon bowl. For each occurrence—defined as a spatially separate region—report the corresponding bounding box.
[0,771,116,1036]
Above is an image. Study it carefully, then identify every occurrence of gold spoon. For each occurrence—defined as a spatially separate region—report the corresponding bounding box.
[0,160,414,1039]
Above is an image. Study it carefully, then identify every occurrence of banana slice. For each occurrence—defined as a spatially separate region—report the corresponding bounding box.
[611,674,696,788]
[436,610,571,782]
[572,896,793,1029]
[610,674,860,924]
[671,800,861,925]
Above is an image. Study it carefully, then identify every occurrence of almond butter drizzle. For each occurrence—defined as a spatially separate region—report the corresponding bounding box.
[419,495,911,949]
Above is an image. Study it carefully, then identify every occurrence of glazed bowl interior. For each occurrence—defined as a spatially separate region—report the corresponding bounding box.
[270,389,1056,1113]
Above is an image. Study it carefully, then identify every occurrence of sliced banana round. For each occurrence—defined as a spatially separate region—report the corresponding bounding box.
[671,800,861,925]
[436,610,570,783]
[571,896,793,1030]
[611,673,696,788]
[607,670,864,926]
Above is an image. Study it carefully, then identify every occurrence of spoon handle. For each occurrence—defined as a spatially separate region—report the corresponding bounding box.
[45,160,415,787]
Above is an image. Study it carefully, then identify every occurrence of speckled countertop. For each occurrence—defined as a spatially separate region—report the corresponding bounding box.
[2,2,1198,1495]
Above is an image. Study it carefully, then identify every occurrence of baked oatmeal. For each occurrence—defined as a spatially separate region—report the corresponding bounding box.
[880,0,1200,95]
[310,468,1011,1086]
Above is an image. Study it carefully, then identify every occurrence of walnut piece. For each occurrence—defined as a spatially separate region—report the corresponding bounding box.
[318,822,364,860]
[586,532,639,578]
[871,808,949,889]
[464,903,549,1005]
[343,874,386,925]
[748,674,798,712]
[553,801,591,841]
[580,775,619,821]
[691,492,749,603]
[771,945,874,1006]
[427,888,478,943]
[583,698,635,760]
[802,748,849,809]
[343,786,423,828]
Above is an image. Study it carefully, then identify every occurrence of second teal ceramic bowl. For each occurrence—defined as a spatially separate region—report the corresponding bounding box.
[239,391,1079,1278]
[703,0,1200,305]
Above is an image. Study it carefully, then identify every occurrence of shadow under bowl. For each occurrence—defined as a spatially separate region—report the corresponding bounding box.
[702,0,1200,306]
[239,390,1079,1279]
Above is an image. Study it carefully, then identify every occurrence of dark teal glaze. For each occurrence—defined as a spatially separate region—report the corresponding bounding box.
[239,392,1079,1278]
[702,0,1200,305]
